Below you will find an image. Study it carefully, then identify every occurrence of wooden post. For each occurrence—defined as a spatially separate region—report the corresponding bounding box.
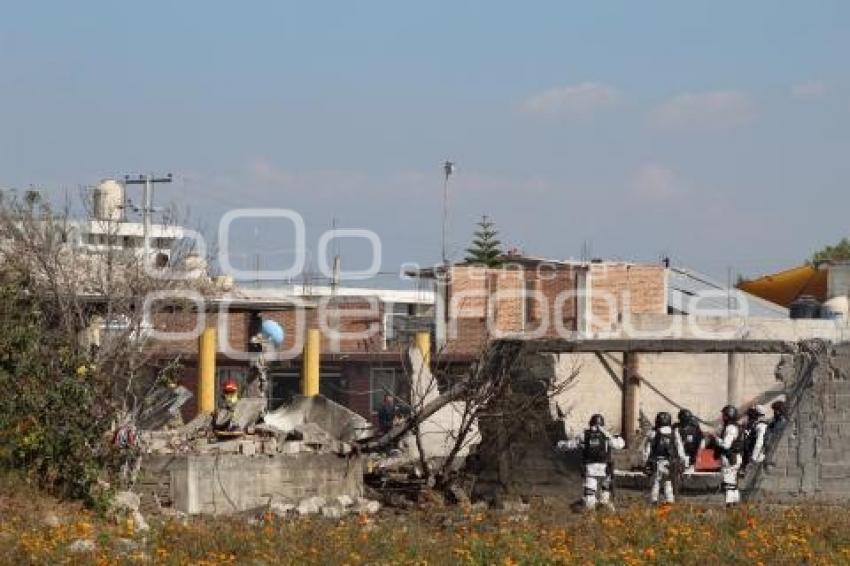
[622,352,641,447]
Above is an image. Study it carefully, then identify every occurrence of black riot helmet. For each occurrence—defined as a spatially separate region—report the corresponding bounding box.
[589,414,605,428]
[771,400,786,417]
[655,411,672,428]
[746,405,766,421]
[721,405,739,424]
[677,408,693,424]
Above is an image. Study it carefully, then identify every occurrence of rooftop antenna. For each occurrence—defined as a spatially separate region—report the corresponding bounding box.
[441,160,455,265]
[331,216,341,294]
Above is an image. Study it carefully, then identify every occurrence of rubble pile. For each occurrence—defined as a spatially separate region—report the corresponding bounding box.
[140,394,373,459]
[134,393,373,516]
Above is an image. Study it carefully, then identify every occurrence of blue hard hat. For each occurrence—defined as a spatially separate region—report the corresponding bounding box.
[260,319,285,347]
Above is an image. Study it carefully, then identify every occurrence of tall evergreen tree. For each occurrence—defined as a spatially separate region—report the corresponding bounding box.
[464,215,504,267]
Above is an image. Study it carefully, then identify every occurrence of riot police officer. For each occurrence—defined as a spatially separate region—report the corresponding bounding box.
[643,411,687,505]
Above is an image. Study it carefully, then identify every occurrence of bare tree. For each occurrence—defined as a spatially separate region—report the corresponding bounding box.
[0,191,211,499]
[362,337,579,497]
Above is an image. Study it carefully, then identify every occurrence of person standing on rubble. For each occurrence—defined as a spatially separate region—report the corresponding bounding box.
[769,400,788,436]
[557,414,625,511]
[377,393,398,435]
[742,405,769,471]
[643,411,687,506]
[708,405,744,506]
[213,378,240,432]
[673,408,704,473]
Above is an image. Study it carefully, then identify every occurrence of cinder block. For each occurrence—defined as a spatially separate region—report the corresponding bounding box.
[760,476,802,492]
[820,463,850,479]
[817,478,850,492]
[817,449,850,465]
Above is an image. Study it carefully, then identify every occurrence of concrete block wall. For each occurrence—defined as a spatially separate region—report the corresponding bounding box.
[754,345,850,501]
[139,453,364,515]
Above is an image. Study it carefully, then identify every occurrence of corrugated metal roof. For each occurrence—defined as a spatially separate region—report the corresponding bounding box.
[668,267,789,318]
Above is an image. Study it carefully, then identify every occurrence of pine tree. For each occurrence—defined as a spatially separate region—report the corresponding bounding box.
[464,215,504,267]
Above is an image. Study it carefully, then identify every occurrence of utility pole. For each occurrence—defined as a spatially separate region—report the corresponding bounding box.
[441,160,455,265]
[124,173,172,267]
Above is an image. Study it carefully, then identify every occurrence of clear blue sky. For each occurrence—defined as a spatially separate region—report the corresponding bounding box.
[1,1,848,282]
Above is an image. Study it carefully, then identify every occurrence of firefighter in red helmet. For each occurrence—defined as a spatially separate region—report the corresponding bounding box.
[214,378,241,432]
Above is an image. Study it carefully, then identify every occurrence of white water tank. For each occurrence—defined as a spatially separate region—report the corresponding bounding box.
[93,179,124,221]
[822,295,849,320]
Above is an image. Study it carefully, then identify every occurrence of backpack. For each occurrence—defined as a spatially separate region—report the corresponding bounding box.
[582,429,610,464]
[678,422,703,457]
[650,430,675,461]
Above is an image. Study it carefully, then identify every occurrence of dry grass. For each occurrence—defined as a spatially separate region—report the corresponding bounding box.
[2,476,850,565]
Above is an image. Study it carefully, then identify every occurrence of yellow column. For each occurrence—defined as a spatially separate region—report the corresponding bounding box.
[302,328,320,396]
[198,327,216,414]
[415,331,431,368]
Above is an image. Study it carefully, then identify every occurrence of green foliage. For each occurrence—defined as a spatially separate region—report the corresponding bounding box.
[464,215,504,267]
[0,280,114,505]
[811,237,850,264]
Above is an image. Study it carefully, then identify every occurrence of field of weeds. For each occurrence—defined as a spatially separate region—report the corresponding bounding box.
[2,477,850,565]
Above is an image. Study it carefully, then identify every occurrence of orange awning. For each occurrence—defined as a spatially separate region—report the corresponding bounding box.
[737,264,827,308]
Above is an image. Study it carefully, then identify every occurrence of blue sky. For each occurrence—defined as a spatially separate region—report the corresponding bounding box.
[1,1,848,283]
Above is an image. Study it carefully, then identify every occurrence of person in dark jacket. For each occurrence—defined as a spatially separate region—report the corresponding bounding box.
[377,394,398,434]
[673,408,704,472]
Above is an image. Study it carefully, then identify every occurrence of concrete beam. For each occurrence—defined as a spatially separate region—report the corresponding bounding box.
[513,338,796,355]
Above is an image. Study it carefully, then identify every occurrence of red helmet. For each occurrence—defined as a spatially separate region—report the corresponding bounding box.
[222,378,239,394]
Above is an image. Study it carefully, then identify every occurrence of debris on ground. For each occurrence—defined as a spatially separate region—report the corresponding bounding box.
[67,539,96,553]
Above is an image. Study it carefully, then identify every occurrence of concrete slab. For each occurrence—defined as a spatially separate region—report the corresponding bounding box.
[139,453,363,516]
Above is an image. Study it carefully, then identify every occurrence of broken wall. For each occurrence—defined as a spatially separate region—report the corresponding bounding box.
[139,453,363,515]
[472,352,582,501]
[752,342,850,501]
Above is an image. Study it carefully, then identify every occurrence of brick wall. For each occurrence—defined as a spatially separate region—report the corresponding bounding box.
[148,297,401,361]
[445,262,665,354]
[589,263,667,333]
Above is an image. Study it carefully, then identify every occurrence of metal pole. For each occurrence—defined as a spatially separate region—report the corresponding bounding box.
[143,174,151,268]
[441,174,448,265]
[441,160,454,265]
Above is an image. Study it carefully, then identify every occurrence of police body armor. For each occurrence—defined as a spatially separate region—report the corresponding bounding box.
[716,423,743,461]
[743,420,767,467]
[677,422,703,460]
[582,428,610,464]
[650,430,675,461]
